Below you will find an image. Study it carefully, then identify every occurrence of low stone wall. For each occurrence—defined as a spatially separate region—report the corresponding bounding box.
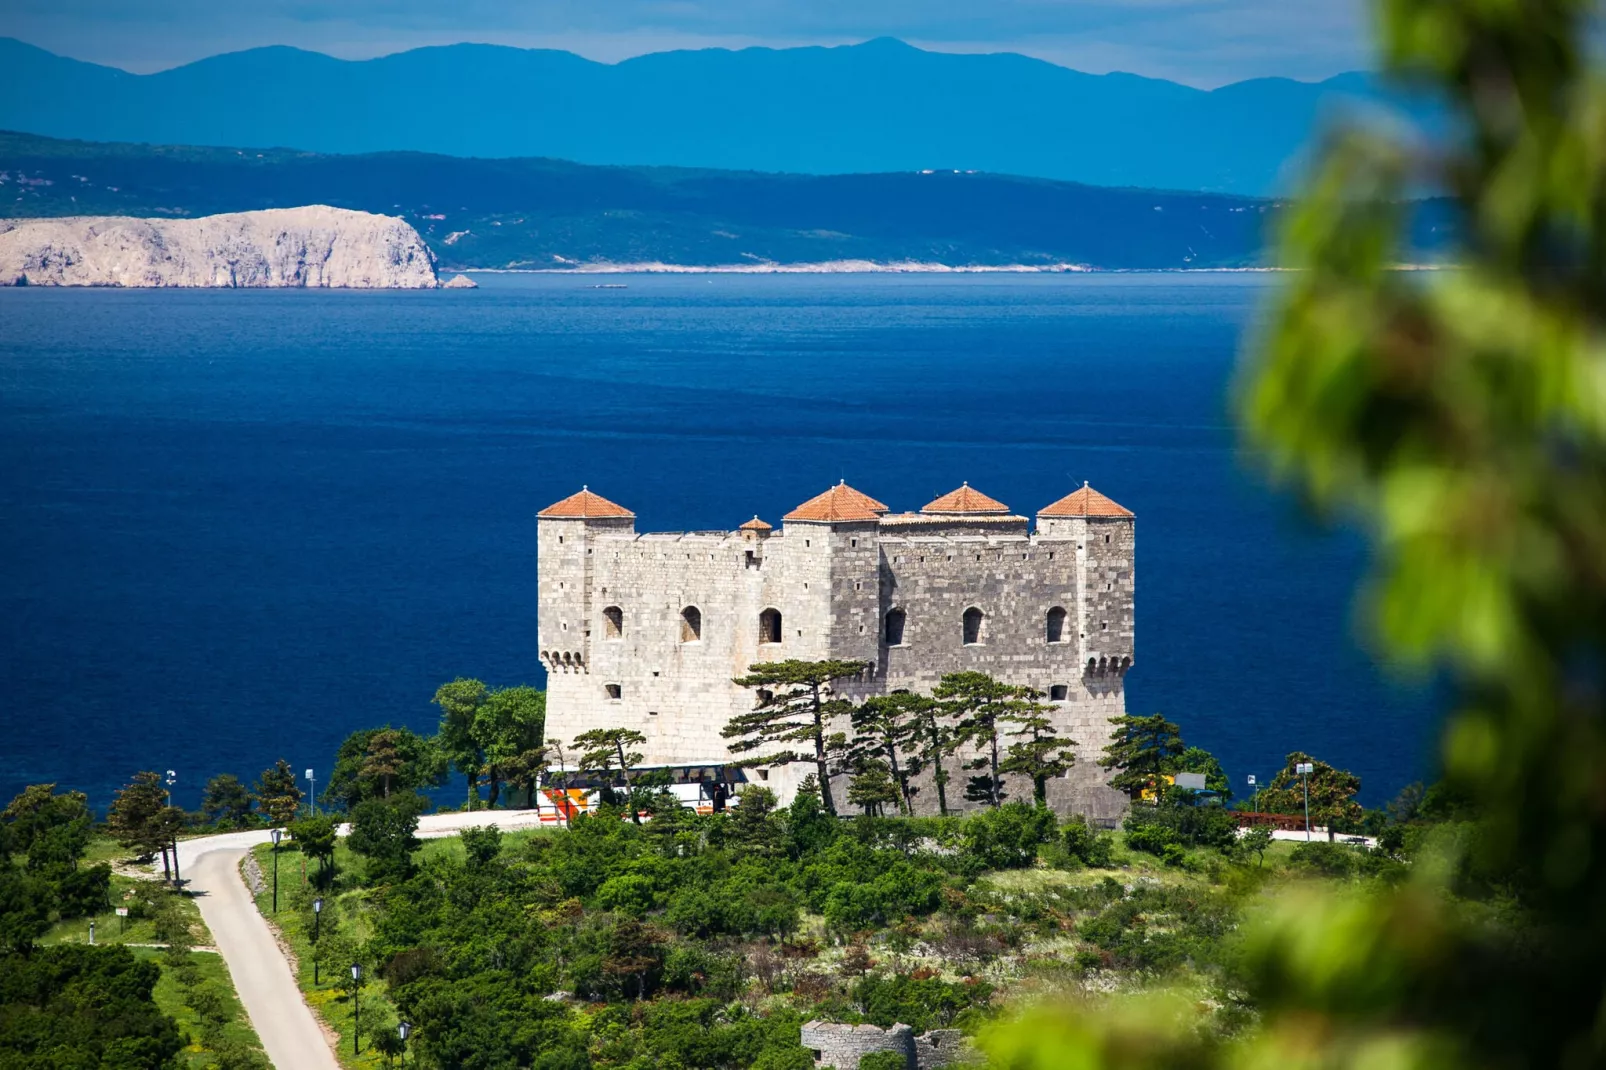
[801,1021,977,1070]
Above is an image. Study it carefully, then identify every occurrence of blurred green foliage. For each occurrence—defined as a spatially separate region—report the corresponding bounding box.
[985,0,1606,1066]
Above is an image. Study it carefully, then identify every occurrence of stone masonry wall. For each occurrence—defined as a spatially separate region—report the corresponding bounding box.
[538,499,1135,821]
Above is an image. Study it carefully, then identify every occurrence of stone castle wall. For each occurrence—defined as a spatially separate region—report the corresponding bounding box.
[538,492,1134,820]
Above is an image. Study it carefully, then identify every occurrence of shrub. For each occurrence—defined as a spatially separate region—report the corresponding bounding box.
[1124,823,1178,856]
[1062,817,1115,868]
[960,803,1058,872]
[859,1053,909,1070]
[1287,840,1361,878]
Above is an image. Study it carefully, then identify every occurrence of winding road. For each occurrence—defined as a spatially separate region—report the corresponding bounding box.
[174,809,554,1069]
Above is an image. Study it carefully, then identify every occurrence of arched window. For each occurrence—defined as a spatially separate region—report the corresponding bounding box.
[962,607,985,646]
[755,688,774,708]
[759,608,782,644]
[603,605,623,639]
[680,605,702,643]
[1046,606,1067,644]
[885,608,907,646]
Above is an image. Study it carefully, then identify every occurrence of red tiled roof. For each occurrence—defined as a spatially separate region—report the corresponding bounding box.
[738,516,773,531]
[538,487,635,519]
[784,481,890,523]
[921,482,1011,515]
[1037,482,1134,518]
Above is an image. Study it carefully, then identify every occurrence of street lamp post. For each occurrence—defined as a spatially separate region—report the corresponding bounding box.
[398,1021,412,1064]
[165,770,179,888]
[1247,774,1257,814]
[312,897,323,984]
[305,768,316,816]
[350,963,363,1055]
[269,828,283,912]
[1296,762,1315,840]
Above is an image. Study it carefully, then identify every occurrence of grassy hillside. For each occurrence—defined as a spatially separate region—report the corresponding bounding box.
[0,130,1298,271]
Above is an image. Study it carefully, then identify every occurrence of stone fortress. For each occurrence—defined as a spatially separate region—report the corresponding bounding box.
[537,479,1135,820]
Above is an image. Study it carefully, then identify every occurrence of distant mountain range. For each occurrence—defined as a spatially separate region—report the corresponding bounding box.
[0,37,1412,196]
[0,131,1454,271]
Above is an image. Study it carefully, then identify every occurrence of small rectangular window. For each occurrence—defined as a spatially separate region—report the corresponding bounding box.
[605,684,622,700]
[1050,684,1069,701]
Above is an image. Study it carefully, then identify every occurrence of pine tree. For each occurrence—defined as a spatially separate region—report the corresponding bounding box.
[998,689,1076,807]
[1258,752,1362,841]
[845,756,900,817]
[1099,712,1185,802]
[727,659,868,817]
[848,693,927,815]
[254,759,304,827]
[934,671,1015,809]
[572,728,647,823]
[108,771,170,865]
[433,677,490,808]
[200,774,255,828]
[359,731,403,800]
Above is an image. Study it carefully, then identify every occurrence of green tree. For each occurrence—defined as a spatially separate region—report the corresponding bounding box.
[346,797,422,883]
[998,689,1076,807]
[849,693,926,815]
[433,677,490,808]
[108,771,169,864]
[845,756,900,817]
[572,728,648,823]
[323,726,446,810]
[1256,752,1363,842]
[253,760,303,827]
[0,861,51,951]
[475,685,546,809]
[904,693,956,816]
[933,671,1015,808]
[0,946,184,1067]
[3,783,92,872]
[727,659,868,817]
[200,774,255,828]
[1239,825,1273,867]
[1172,746,1231,800]
[1098,713,1184,802]
[288,814,337,887]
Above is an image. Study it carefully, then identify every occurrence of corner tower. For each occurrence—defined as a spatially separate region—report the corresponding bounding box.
[1036,482,1135,680]
[536,488,636,678]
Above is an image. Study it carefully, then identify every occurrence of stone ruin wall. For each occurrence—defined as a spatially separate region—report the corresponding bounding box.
[799,1021,976,1070]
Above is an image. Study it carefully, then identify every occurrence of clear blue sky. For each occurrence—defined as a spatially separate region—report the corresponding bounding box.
[0,0,1369,87]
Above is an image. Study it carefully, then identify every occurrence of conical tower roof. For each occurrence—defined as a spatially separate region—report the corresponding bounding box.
[921,482,1011,515]
[783,481,889,522]
[1037,482,1133,518]
[538,486,635,519]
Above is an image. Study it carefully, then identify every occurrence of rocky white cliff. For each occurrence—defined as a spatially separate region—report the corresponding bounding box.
[0,206,439,288]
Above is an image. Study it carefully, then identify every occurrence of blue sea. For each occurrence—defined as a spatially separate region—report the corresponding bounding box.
[0,272,1438,810]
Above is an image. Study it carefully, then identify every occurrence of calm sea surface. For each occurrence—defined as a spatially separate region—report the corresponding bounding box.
[0,273,1437,809]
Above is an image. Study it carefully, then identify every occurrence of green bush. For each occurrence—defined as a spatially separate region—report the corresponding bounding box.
[858,1052,910,1070]
[959,803,1058,872]
[1061,817,1115,868]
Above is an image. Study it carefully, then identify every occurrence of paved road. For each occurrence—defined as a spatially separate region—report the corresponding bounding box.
[174,809,553,1069]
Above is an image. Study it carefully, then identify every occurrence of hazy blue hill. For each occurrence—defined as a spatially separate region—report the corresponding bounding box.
[0,36,1403,195]
[0,130,1300,269]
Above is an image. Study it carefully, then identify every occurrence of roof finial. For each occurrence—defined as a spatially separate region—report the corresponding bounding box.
[1083,480,1089,487]
[583,484,589,491]
[962,480,969,486]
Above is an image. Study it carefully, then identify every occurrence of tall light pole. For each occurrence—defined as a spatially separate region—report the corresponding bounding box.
[398,1021,412,1064]
[305,768,316,816]
[165,769,180,888]
[350,963,363,1055]
[1247,774,1257,814]
[1296,762,1315,840]
[269,828,282,912]
[312,897,324,984]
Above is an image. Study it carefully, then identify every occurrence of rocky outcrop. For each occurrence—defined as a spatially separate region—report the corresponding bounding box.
[0,206,438,288]
[441,273,479,289]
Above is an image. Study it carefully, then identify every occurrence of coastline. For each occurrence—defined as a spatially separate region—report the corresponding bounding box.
[459,261,1289,275]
